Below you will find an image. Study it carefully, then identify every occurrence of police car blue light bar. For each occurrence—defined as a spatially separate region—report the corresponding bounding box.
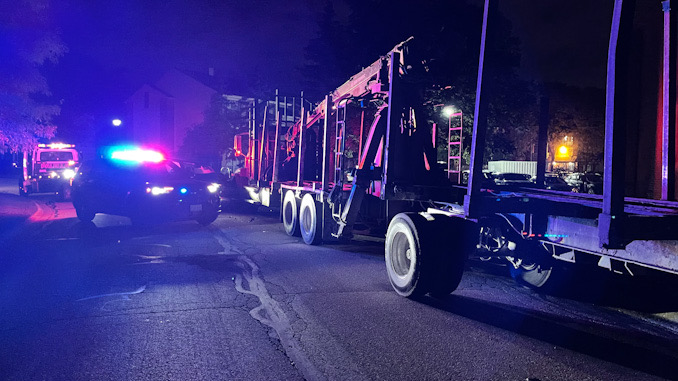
[110,148,165,163]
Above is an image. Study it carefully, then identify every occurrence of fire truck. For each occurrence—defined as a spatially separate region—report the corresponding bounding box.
[233,1,678,298]
[20,143,80,200]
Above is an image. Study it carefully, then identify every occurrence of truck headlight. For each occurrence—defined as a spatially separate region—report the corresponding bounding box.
[207,183,220,193]
[63,169,76,179]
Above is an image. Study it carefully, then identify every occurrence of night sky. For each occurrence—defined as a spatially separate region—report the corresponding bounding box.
[39,0,613,142]
[498,0,612,88]
[47,0,321,140]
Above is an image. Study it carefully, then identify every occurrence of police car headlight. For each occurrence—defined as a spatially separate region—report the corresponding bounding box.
[146,186,174,195]
[207,183,220,193]
[63,169,76,179]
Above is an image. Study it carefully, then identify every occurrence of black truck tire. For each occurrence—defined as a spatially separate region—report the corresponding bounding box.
[282,190,300,236]
[426,215,475,298]
[385,213,472,298]
[299,193,321,245]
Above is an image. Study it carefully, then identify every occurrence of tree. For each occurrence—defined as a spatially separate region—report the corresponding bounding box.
[301,2,357,100]
[0,0,67,153]
[547,84,605,171]
[303,0,538,168]
[179,94,249,168]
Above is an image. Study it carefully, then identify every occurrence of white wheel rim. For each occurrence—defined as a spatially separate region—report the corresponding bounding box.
[301,203,313,234]
[387,223,416,288]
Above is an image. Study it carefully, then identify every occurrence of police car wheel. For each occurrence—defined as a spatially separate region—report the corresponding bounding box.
[60,185,72,201]
[75,205,95,222]
[197,209,219,226]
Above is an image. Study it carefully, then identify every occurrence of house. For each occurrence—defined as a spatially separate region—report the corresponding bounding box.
[126,69,218,154]
[126,70,309,172]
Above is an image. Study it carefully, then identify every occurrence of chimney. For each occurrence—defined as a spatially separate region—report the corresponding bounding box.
[208,67,215,76]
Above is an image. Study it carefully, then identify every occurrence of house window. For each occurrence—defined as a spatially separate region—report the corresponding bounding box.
[144,92,150,109]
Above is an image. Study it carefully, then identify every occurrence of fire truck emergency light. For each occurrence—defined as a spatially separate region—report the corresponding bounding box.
[39,143,74,149]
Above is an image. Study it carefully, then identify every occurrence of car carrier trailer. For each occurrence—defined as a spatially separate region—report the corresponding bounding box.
[232,0,678,298]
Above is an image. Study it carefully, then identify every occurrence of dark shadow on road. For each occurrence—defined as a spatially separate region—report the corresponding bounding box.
[325,237,385,258]
[0,216,30,240]
[421,294,678,380]
[469,259,678,313]
[75,219,209,247]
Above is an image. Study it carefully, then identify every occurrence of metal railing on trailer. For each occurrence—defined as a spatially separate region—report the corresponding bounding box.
[457,0,678,290]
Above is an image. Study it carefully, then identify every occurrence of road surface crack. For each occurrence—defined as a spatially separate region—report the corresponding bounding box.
[233,255,324,381]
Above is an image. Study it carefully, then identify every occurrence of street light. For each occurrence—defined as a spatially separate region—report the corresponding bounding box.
[112,119,122,127]
[442,106,462,128]
[442,106,455,124]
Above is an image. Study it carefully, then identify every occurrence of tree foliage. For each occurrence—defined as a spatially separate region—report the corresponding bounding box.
[0,0,67,153]
[303,0,539,167]
[547,84,605,171]
[179,94,249,168]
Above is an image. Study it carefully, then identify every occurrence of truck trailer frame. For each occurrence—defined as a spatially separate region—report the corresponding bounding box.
[234,0,678,298]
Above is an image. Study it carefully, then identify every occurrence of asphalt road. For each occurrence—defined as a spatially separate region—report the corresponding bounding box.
[1,181,678,380]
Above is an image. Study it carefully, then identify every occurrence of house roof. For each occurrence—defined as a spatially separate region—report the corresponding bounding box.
[125,83,175,104]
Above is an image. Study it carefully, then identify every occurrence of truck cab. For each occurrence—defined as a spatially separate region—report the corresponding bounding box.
[20,143,80,200]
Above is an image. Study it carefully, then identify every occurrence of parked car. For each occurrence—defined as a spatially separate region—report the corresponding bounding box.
[71,146,221,226]
[542,173,575,191]
[492,172,534,187]
[461,170,496,188]
[563,172,603,194]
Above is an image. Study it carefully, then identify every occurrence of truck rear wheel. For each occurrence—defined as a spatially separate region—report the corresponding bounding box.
[385,213,471,298]
[510,263,553,288]
[299,193,321,245]
[282,190,300,236]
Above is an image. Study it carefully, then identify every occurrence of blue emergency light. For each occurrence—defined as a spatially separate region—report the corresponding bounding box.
[108,146,165,164]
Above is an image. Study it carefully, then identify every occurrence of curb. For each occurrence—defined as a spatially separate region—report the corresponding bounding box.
[0,193,39,221]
